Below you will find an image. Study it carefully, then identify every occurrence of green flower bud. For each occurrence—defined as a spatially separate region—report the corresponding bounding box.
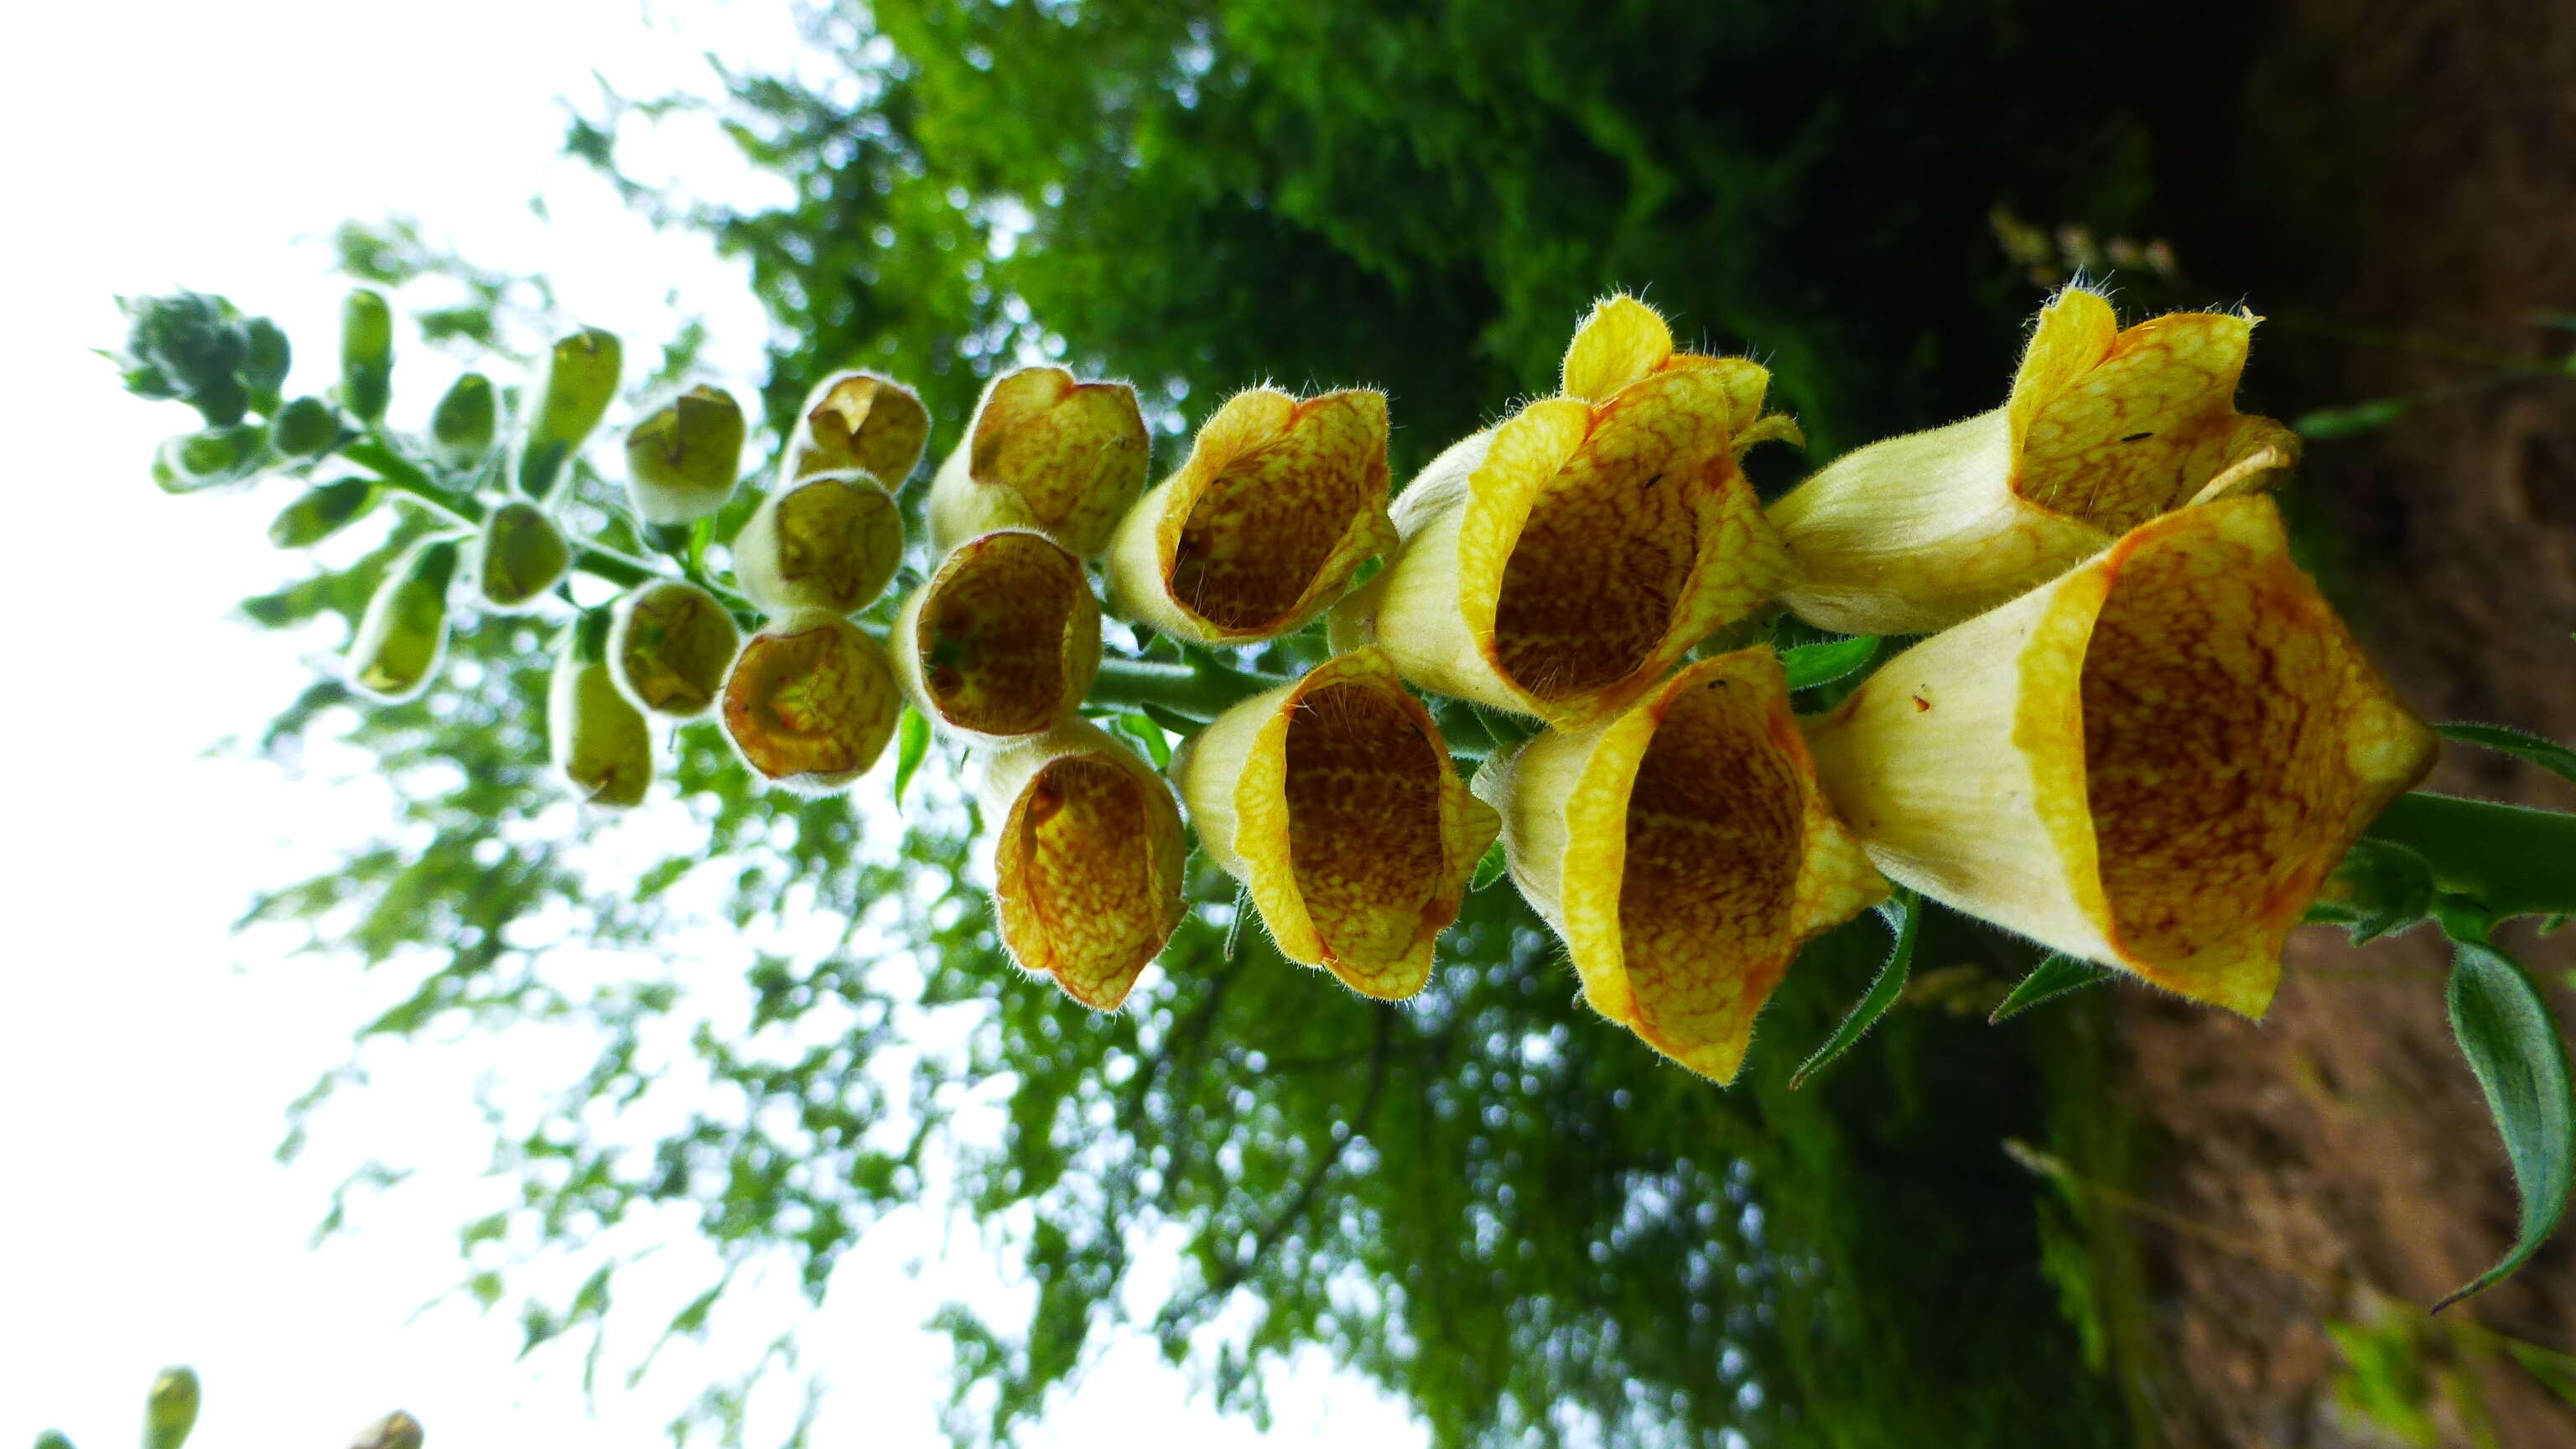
[720,611,902,794]
[152,423,269,495]
[551,612,653,808]
[120,292,247,423]
[626,385,747,525]
[240,315,291,414]
[340,288,393,425]
[143,1367,200,1449]
[517,328,622,501]
[429,372,497,470]
[731,472,904,617]
[471,501,571,612]
[349,1412,425,1449]
[348,537,459,700]
[268,477,377,548]
[610,579,741,719]
[35,1431,75,1449]
[270,395,338,458]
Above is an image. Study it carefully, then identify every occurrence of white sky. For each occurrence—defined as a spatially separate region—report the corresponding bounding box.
[0,3,1419,1445]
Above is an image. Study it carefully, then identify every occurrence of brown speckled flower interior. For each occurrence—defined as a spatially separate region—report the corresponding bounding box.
[919,532,1087,735]
[1281,681,1446,978]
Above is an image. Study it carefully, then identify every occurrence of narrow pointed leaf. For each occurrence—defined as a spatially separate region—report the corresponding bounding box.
[1114,713,1172,770]
[1990,953,2112,1023]
[1780,635,1881,691]
[2438,722,2576,788]
[1791,887,1918,1089]
[892,707,931,812]
[1470,837,1509,892]
[2436,938,2575,1311]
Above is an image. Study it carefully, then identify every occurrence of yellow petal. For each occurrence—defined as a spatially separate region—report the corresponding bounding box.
[892,528,1101,740]
[1370,367,1793,728]
[719,612,903,795]
[786,371,930,486]
[1171,647,1498,999]
[927,366,1150,558]
[1104,387,1395,644]
[979,717,1188,1010]
[732,471,906,618]
[1474,648,1885,1081]
[1803,495,2436,1017]
[1561,293,1675,402]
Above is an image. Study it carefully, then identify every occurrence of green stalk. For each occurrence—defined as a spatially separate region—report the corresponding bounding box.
[1088,655,1282,723]
[2362,792,2576,923]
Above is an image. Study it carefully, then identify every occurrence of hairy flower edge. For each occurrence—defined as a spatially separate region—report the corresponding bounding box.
[892,528,1102,740]
[927,366,1150,559]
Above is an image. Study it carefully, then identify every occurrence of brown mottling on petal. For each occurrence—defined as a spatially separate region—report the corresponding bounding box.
[1283,681,1446,974]
[2014,312,2257,533]
[916,532,1093,736]
[722,616,901,787]
[1002,756,1167,1007]
[794,371,929,484]
[963,367,1150,553]
[1171,394,1389,632]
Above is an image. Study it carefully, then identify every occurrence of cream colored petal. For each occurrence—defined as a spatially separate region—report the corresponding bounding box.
[979,717,1187,1010]
[927,366,1151,558]
[893,529,1100,741]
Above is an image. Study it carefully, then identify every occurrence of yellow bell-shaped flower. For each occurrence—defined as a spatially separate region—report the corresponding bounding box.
[978,717,1188,1010]
[927,366,1150,558]
[892,528,1102,740]
[609,579,741,720]
[1474,648,1886,1082]
[719,611,903,795]
[1104,387,1395,645]
[1802,495,2435,1017]
[1171,647,1498,1000]
[1768,287,2303,635]
[782,370,930,486]
[1353,305,1795,728]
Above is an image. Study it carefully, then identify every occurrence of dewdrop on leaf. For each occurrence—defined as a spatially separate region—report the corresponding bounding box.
[610,579,741,719]
[730,470,905,617]
[550,610,652,808]
[471,500,570,612]
[783,370,929,485]
[720,611,904,794]
[517,327,621,501]
[626,385,747,526]
[347,537,460,701]
[927,366,1150,558]
[891,528,1100,740]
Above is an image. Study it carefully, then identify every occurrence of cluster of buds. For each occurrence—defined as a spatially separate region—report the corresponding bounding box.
[140,280,2453,1085]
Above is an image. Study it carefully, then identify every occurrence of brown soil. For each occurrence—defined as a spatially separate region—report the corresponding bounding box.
[2111,3,2576,1445]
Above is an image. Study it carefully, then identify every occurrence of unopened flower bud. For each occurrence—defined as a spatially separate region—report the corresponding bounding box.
[269,395,338,458]
[517,327,622,501]
[1176,647,1498,999]
[1768,287,2303,634]
[892,529,1099,740]
[118,291,249,424]
[610,579,741,719]
[35,1430,74,1449]
[1803,495,2435,1017]
[349,1411,424,1449]
[928,366,1150,558]
[978,717,1187,1009]
[240,315,291,415]
[144,1367,200,1449]
[153,423,270,494]
[340,288,393,425]
[1105,387,1395,644]
[1358,351,1794,728]
[470,501,570,612]
[625,385,747,525]
[1474,648,1885,1081]
[429,372,496,470]
[267,477,377,548]
[731,472,905,617]
[347,537,459,701]
[720,612,903,793]
[784,370,929,485]
[551,610,652,808]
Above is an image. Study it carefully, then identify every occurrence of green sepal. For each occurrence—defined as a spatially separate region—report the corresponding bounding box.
[143,1367,200,1449]
[1791,886,1919,1089]
[2436,937,2575,1311]
[1989,953,2111,1024]
[2438,721,2576,788]
[1780,635,1880,691]
[893,706,932,811]
[2309,836,2439,946]
[267,477,378,548]
[340,288,393,424]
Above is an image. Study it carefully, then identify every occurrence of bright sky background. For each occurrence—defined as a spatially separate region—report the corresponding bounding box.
[0,3,1419,1445]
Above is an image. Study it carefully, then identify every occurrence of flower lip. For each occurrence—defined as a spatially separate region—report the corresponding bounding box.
[896,528,1100,740]
[982,718,1187,1010]
[930,366,1150,558]
[1108,387,1396,645]
[1475,647,1884,1081]
[719,611,902,794]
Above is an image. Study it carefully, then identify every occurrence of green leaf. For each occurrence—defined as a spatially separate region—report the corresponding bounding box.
[2438,722,2576,788]
[1470,838,1509,892]
[2436,939,2575,1311]
[1138,701,1201,740]
[2312,837,2438,946]
[892,707,931,812]
[1989,953,2112,1024]
[1114,713,1173,770]
[1780,636,1881,691]
[2363,792,2576,924]
[2293,396,2413,440]
[1791,886,1919,1089]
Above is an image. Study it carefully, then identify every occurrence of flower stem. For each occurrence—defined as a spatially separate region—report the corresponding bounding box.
[1088,654,1281,723]
[2363,792,2576,923]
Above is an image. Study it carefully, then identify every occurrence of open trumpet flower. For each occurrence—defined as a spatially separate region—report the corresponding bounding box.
[1768,286,2303,635]
[1357,360,1795,729]
[927,366,1150,558]
[978,717,1187,1010]
[1172,647,1498,999]
[719,612,903,794]
[610,579,741,720]
[1473,649,1886,1081]
[892,529,1100,740]
[1557,293,1807,451]
[731,471,906,618]
[1803,495,2435,1017]
[1104,387,1394,644]
[782,370,930,486]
